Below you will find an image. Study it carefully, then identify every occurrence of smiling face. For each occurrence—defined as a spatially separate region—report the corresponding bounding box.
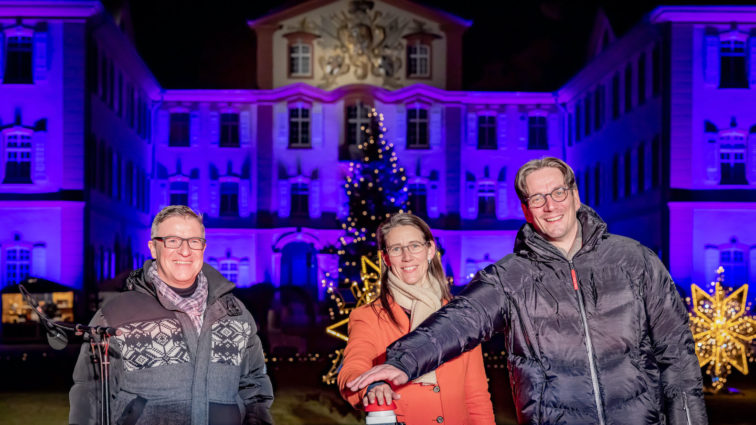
[382,225,436,285]
[148,215,206,288]
[521,167,582,252]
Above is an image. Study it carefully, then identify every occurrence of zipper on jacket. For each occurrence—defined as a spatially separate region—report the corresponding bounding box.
[569,262,606,425]
[682,391,692,425]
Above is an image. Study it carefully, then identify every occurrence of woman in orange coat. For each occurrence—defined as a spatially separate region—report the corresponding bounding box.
[338,213,495,425]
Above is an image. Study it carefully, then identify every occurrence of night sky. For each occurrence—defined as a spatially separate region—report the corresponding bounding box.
[116,0,751,91]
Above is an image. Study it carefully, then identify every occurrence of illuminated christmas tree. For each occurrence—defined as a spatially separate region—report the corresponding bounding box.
[322,108,408,384]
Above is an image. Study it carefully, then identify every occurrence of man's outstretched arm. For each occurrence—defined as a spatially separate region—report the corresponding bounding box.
[348,267,508,391]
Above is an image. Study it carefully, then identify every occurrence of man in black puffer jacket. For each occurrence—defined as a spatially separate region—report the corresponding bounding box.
[348,157,707,425]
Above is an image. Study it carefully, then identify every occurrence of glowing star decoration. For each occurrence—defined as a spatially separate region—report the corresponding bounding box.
[321,254,382,385]
[689,267,756,393]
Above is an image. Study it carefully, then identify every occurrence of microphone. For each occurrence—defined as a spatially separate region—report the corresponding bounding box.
[18,284,69,350]
[75,324,121,337]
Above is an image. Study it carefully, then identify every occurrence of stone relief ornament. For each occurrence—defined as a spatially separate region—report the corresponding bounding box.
[314,0,409,89]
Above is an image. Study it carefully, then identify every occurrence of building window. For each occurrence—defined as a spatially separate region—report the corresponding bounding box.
[624,150,632,197]
[594,86,604,131]
[4,36,33,84]
[169,181,189,206]
[6,247,30,285]
[3,132,32,184]
[652,45,660,96]
[220,182,239,217]
[220,113,240,148]
[407,42,430,77]
[169,113,190,147]
[612,154,619,201]
[624,64,633,113]
[637,53,646,105]
[719,131,748,185]
[407,107,429,149]
[477,182,496,219]
[220,260,239,283]
[575,102,582,142]
[720,34,748,89]
[528,115,548,150]
[568,112,574,146]
[346,102,371,147]
[477,115,497,149]
[652,135,660,188]
[593,164,601,206]
[612,72,620,119]
[289,107,310,148]
[584,95,592,137]
[637,144,645,193]
[720,248,747,285]
[289,42,312,77]
[291,182,309,216]
[408,183,427,216]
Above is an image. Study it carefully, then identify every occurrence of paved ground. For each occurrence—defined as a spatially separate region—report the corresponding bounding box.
[1,344,754,424]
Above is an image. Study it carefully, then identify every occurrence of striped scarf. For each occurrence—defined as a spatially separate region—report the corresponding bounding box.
[148,263,208,333]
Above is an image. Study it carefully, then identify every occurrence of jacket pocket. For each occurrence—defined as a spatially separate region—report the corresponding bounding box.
[116,395,147,425]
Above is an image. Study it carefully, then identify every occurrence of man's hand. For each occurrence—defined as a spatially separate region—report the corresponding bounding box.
[346,364,409,392]
[362,383,401,407]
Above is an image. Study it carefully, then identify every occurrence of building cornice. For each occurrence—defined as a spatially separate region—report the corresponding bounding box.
[161,83,554,106]
[650,6,756,23]
[0,1,101,18]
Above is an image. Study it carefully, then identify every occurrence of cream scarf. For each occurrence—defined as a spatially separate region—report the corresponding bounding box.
[386,269,444,385]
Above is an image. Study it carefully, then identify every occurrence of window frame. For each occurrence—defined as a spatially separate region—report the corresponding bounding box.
[288,106,311,149]
[2,127,33,184]
[3,29,34,84]
[406,106,430,149]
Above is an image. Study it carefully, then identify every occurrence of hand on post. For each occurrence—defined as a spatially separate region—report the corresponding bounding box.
[347,364,409,392]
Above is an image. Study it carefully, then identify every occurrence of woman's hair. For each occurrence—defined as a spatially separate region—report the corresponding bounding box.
[375,212,451,326]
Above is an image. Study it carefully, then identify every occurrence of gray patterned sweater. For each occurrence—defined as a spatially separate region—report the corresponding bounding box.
[69,261,274,425]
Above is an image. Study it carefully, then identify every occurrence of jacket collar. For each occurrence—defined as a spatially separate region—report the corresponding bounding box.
[514,204,608,262]
[126,260,235,304]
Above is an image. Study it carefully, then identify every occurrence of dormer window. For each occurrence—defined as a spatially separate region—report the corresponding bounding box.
[404,29,438,79]
[284,32,318,78]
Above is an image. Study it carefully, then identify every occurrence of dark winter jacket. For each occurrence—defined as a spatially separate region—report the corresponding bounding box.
[69,261,274,425]
[385,206,707,425]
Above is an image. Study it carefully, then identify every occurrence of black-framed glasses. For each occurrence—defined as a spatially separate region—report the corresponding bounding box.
[384,241,429,257]
[152,236,206,250]
[525,187,573,208]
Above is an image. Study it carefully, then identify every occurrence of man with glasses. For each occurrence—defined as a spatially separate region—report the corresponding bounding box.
[70,205,274,425]
[348,157,707,424]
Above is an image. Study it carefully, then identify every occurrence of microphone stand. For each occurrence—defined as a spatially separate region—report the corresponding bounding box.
[18,284,119,425]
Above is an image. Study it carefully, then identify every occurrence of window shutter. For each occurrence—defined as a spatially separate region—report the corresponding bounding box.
[497,113,507,150]
[703,34,719,86]
[464,174,477,219]
[394,104,406,147]
[311,103,323,149]
[750,37,756,87]
[310,178,321,218]
[189,178,200,211]
[427,181,440,219]
[275,103,288,149]
[33,30,48,82]
[158,111,169,145]
[158,181,168,209]
[278,180,290,218]
[239,180,250,217]
[518,114,528,149]
[32,243,46,277]
[239,259,250,287]
[703,132,719,183]
[429,105,442,149]
[209,180,219,217]
[547,113,558,151]
[496,182,507,219]
[749,133,756,184]
[33,131,46,182]
[240,110,251,147]
[209,111,219,146]
[0,33,5,81]
[466,112,477,147]
[190,111,201,147]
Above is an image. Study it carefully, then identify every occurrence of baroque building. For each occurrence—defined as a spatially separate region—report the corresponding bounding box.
[0,0,755,312]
